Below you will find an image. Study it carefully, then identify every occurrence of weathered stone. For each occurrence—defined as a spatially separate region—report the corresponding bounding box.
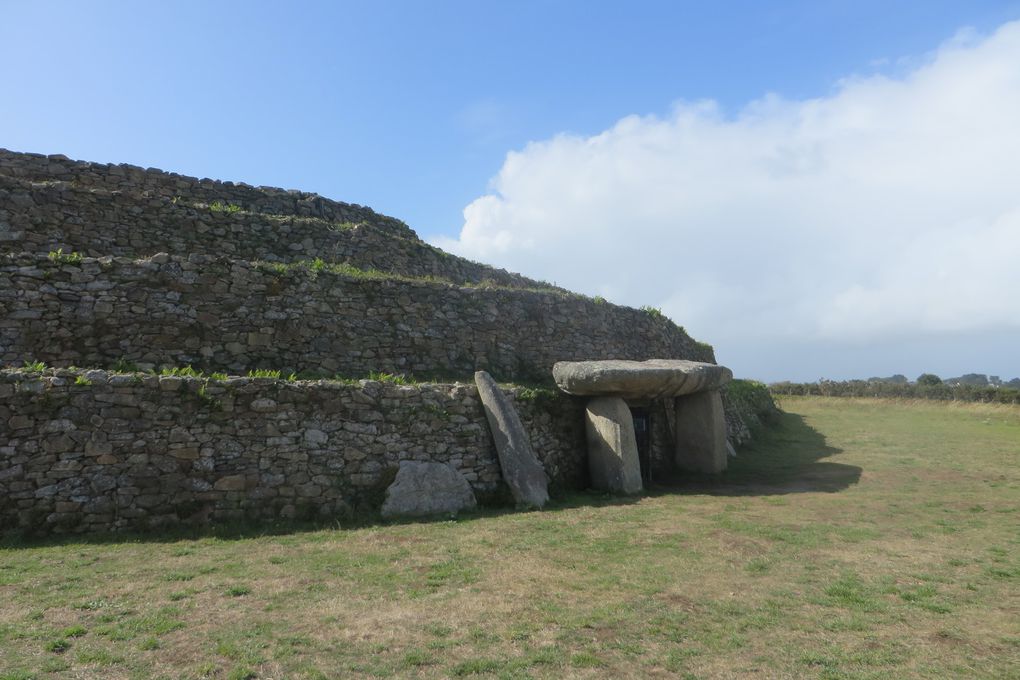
[553,359,732,399]
[43,418,76,433]
[159,376,183,391]
[380,460,477,519]
[213,475,247,491]
[585,397,642,494]
[674,390,728,474]
[42,435,74,453]
[170,447,199,460]
[0,464,23,482]
[304,429,328,446]
[250,398,277,412]
[474,371,549,508]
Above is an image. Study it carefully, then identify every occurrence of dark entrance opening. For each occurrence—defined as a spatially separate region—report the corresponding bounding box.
[631,406,652,484]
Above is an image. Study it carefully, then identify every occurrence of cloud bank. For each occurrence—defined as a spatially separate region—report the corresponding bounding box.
[435,22,1020,380]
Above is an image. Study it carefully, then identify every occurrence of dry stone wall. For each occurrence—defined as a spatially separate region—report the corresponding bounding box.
[0,152,551,289]
[0,149,412,235]
[0,253,713,382]
[0,369,585,535]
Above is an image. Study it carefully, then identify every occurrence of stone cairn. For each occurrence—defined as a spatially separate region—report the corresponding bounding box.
[0,150,736,534]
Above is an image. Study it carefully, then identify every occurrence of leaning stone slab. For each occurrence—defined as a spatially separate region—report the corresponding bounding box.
[381,460,477,519]
[553,359,732,400]
[585,396,643,494]
[474,371,549,508]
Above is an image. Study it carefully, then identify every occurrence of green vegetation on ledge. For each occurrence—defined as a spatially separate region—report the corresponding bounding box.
[0,363,562,393]
[252,257,569,296]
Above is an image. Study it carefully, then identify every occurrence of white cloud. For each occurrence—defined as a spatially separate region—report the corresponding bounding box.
[435,22,1020,378]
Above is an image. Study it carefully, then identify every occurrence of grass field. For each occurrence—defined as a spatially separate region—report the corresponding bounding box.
[1,397,1018,679]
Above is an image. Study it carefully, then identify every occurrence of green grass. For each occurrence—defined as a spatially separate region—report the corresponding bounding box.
[251,257,571,296]
[1,364,559,396]
[208,201,243,214]
[639,304,665,319]
[46,248,83,265]
[366,370,411,385]
[160,364,205,378]
[246,368,282,379]
[0,397,1017,678]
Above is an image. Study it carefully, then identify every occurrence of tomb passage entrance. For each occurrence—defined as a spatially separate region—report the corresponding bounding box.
[554,359,734,494]
[630,406,652,484]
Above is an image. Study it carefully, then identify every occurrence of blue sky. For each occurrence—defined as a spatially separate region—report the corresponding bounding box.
[4,1,1020,382]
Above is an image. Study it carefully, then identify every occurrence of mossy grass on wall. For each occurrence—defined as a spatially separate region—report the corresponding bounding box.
[206,201,242,214]
[254,256,568,295]
[639,304,665,319]
[47,248,83,265]
[0,364,566,392]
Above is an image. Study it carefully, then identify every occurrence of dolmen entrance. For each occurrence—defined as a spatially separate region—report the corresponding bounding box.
[553,359,733,494]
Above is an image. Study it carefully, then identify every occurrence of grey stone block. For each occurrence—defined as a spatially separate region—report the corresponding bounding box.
[674,390,728,473]
[585,396,642,494]
[381,460,477,519]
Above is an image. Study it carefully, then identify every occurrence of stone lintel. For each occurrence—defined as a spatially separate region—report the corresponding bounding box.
[553,359,732,400]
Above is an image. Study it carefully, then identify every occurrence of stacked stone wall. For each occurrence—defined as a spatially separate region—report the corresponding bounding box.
[0,253,714,382]
[0,149,412,235]
[0,151,551,289]
[0,369,586,535]
[721,380,780,446]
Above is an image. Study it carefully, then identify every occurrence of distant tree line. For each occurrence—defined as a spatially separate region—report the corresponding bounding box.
[770,373,1020,404]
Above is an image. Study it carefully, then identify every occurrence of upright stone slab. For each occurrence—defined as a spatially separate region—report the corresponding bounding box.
[474,371,550,508]
[674,390,728,473]
[381,460,477,519]
[585,396,643,494]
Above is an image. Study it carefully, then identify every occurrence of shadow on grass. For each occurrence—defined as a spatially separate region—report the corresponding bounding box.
[0,493,644,550]
[2,413,855,548]
[658,410,860,496]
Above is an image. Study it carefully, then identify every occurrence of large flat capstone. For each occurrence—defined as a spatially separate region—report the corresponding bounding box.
[553,359,732,400]
[381,461,477,519]
[474,370,550,508]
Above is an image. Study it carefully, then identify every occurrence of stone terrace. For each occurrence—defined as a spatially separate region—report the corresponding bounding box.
[0,149,727,534]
